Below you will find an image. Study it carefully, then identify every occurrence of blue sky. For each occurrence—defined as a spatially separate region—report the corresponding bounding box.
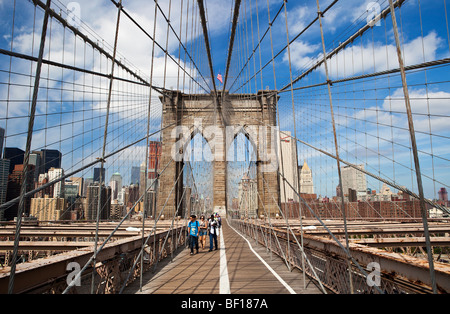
[0,0,449,201]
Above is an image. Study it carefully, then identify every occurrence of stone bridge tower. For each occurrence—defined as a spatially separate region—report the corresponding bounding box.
[156,90,280,219]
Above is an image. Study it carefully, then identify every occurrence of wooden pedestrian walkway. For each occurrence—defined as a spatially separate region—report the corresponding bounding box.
[124,219,323,294]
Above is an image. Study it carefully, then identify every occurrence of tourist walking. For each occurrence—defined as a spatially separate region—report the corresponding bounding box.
[188,214,199,255]
[216,214,222,228]
[208,214,218,251]
[198,215,207,249]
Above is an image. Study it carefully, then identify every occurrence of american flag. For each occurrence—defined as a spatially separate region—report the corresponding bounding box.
[217,73,223,84]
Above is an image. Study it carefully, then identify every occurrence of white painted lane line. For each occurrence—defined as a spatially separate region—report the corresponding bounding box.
[219,227,231,294]
[228,222,297,294]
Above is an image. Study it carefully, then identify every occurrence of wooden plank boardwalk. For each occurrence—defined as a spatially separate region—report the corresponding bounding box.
[124,219,323,294]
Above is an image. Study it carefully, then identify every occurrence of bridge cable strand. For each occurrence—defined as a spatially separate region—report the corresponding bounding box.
[90,0,123,294]
[315,0,355,294]
[7,0,52,295]
[63,105,216,293]
[387,0,437,294]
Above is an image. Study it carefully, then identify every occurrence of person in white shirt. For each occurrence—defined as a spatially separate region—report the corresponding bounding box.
[208,214,218,251]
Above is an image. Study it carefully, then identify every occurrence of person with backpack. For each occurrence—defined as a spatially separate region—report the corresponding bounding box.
[188,214,200,255]
[208,214,218,252]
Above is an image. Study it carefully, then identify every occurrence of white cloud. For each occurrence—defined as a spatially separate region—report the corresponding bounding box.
[283,40,320,71]
[285,31,443,80]
[383,88,450,116]
[328,31,442,78]
[382,88,450,134]
[344,87,450,162]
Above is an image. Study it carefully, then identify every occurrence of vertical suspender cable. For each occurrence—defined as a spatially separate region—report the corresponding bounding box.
[141,0,159,292]
[197,0,217,97]
[223,0,242,95]
[265,0,276,260]
[387,0,437,294]
[7,0,52,295]
[91,0,122,294]
[315,0,354,294]
[282,0,305,283]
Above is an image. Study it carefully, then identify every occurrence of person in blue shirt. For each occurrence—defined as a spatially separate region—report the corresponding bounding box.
[188,214,199,255]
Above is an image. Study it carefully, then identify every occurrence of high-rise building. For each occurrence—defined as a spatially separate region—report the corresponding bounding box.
[29,153,41,181]
[118,187,125,205]
[139,161,146,197]
[148,141,162,179]
[277,131,299,202]
[0,127,5,158]
[64,180,79,205]
[5,164,35,220]
[0,159,10,220]
[341,164,367,198]
[238,173,258,217]
[130,166,140,185]
[83,177,93,197]
[438,187,449,207]
[438,187,448,202]
[4,147,24,174]
[36,173,52,198]
[68,177,83,196]
[109,172,122,201]
[32,149,62,175]
[93,167,105,184]
[110,199,124,220]
[30,196,66,221]
[109,180,118,202]
[85,183,111,220]
[299,160,314,194]
[48,167,64,198]
[124,184,140,210]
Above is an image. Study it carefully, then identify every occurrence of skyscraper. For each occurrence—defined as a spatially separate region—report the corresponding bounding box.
[148,141,162,179]
[299,160,314,194]
[4,147,24,174]
[32,149,62,175]
[83,177,93,197]
[109,172,122,201]
[36,173,51,198]
[139,161,146,197]
[0,127,5,158]
[341,164,367,198]
[85,183,111,220]
[5,164,35,220]
[68,177,83,196]
[93,167,105,184]
[438,187,449,207]
[48,167,65,198]
[0,159,10,220]
[438,187,448,202]
[130,166,140,185]
[277,131,299,202]
[29,153,41,181]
